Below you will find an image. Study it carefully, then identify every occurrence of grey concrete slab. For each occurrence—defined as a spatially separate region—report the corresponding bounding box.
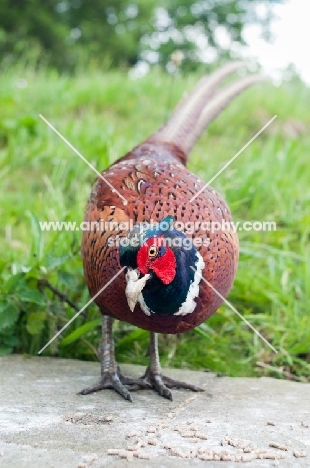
[0,355,309,467]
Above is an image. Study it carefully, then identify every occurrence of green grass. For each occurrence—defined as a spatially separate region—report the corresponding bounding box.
[1,64,310,381]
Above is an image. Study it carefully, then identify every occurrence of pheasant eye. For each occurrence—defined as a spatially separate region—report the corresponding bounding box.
[148,245,158,258]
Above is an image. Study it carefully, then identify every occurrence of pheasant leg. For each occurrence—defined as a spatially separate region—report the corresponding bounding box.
[141,332,204,400]
[79,316,149,402]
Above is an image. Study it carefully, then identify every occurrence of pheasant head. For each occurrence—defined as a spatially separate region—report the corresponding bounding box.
[119,216,205,317]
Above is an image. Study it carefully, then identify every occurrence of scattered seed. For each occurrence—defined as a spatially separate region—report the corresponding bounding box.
[269,442,289,451]
[221,436,251,449]
[243,447,252,453]
[107,449,120,455]
[267,421,276,426]
[170,447,192,459]
[221,452,236,462]
[293,450,307,458]
[179,431,196,438]
[133,451,151,459]
[189,426,198,431]
[146,438,157,446]
[197,450,214,461]
[170,447,183,458]
[117,450,133,461]
[127,445,137,451]
[236,453,256,462]
[256,450,285,460]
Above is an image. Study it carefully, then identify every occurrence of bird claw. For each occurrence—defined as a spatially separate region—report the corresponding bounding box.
[79,367,151,402]
[139,366,205,400]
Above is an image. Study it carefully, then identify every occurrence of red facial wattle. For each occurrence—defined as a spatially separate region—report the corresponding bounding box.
[137,236,176,285]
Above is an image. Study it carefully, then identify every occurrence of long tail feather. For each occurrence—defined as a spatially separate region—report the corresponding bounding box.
[147,63,262,159]
[148,62,245,145]
[182,74,263,154]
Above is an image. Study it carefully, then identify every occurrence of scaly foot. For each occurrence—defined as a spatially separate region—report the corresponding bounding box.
[140,366,204,400]
[79,366,151,402]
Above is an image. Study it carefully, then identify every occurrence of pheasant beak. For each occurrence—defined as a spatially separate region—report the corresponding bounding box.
[125,268,150,312]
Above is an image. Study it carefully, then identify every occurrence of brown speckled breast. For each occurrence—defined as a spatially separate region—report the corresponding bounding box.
[81,141,239,334]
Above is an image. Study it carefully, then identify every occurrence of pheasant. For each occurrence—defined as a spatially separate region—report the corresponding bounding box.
[80,62,260,401]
